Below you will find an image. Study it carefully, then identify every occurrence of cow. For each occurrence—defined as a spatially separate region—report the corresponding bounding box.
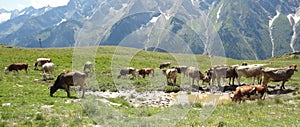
[251,84,268,100]
[49,71,87,98]
[231,85,256,103]
[162,68,178,86]
[34,58,52,70]
[206,65,238,86]
[4,63,29,74]
[262,64,297,90]
[235,64,267,85]
[172,66,188,77]
[117,67,136,79]
[159,62,171,69]
[138,68,155,78]
[41,62,55,80]
[186,67,207,86]
[83,61,94,73]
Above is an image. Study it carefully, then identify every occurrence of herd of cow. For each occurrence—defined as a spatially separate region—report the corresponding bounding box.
[3,58,298,103]
[117,61,298,103]
[4,58,93,98]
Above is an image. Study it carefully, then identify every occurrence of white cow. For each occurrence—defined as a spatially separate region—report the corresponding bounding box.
[41,62,55,80]
[83,61,94,73]
[235,64,267,85]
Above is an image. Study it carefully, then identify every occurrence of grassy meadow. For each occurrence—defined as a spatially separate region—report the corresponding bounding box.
[0,45,300,126]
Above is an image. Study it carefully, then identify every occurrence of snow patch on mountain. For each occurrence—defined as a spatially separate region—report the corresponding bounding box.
[287,8,300,52]
[216,3,223,23]
[268,10,280,57]
[56,19,67,26]
[0,12,11,23]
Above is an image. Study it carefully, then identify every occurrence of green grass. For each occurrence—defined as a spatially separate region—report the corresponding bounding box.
[0,46,299,126]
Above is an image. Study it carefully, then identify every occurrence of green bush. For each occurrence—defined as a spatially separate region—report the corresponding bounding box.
[163,85,180,93]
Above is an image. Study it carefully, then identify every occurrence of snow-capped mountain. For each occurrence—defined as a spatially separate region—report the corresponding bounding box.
[0,0,300,60]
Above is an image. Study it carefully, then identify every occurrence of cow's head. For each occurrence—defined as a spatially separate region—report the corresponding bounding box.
[49,86,58,97]
[4,67,9,74]
[289,64,298,71]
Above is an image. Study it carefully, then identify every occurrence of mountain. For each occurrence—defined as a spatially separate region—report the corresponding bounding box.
[0,0,300,60]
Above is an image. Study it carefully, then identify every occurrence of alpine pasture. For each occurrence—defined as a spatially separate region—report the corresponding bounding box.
[0,45,300,126]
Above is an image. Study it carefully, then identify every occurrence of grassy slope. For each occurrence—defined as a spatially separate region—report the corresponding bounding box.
[0,46,299,126]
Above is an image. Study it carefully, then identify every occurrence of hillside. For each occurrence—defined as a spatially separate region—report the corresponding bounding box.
[0,46,300,126]
[0,0,300,60]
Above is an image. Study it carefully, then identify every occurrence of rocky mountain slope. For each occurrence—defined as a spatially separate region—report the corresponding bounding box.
[0,0,300,60]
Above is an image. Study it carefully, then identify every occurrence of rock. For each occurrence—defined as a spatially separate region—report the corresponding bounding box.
[2,103,11,107]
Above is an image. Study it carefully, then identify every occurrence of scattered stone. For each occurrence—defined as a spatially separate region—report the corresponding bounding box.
[2,103,11,107]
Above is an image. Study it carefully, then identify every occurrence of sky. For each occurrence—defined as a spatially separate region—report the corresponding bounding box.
[0,0,70,11]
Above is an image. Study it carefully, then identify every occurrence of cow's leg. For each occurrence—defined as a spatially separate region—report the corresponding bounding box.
[81,84,85,98]
[173,78,177,86]
[66,85,71,97]
[237,76,241,85]
[280,81,286,90]
[192,78,195,85]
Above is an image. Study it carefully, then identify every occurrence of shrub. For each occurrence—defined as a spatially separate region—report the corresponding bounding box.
[163,85,180,93]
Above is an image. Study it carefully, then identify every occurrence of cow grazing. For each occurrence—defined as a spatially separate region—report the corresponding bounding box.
[159,62,171,69]
[138,68,154,78]
[50,71,87,98]
[117,67,136,79]
[34,58,52,70]
[262,64,297,90]
[4,63,28,74]
[186,67,206,86]
[235,64,266,85]
[162,68,178,86]
[251,84,267,100]
[83,61,94,73]
[231,85,256,103]
[41,62,55,80]
[172,66,188,77]
[207,65,238,86]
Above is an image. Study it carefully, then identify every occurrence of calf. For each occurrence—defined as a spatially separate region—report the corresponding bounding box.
[162,68,178,85]
[159,62,171,69]
[117,67,136,79]
[41,62,55,80]
[4,63,28,74]
[50,71,87,98]
[83,61,94,73]
[138,68,154,78]
[262,64,297,90]
[34,58,52,70]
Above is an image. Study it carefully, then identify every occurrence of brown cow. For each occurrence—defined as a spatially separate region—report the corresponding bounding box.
[262,64,297,90]
[117,67,136,79]
[162,68,178,86]
[232,85,256,103]
[159,62,171,69]
[138,68,154,78]
[4,63,28,74]
[50,71,87,98]
[34,58,52,70]
[251,84,267,100]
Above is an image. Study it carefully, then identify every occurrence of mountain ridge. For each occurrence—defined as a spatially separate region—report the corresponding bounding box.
[0,0,300,60]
